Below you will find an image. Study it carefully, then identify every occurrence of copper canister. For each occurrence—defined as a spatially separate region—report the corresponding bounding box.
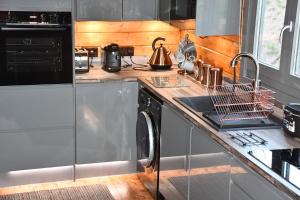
[201,63,211,86]
[209,67,223,89]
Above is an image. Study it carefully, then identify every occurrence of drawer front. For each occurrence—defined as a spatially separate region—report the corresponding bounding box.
[0,85,73,131]
[0,128,74,172]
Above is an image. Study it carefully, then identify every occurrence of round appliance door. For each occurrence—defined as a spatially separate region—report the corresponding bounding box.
[136,111,157,168]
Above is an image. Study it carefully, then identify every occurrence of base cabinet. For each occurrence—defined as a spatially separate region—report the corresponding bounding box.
[159,105,190,200]
[0,85,74,132]
[230,158,292,200]
[0,128,74,173]
[0,84,74,173]
[189,127,231,200]
[76,81,138,164]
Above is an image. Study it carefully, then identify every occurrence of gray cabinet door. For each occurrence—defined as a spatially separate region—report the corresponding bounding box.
[196,0,241,36]
[159,104,190,200]
[230,158,292,200]
[0,85,73,132]
[0,0,71,11]
[189,127,231,200]
[76,0,122,20]
[123,0,157,20]
[0,128,74,172]
[76,81,138,164]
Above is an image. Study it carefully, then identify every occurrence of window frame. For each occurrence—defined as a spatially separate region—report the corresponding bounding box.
[241,0,300,104]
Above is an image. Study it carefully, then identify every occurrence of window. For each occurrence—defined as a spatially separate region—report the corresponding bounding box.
[254,0,287,69]
[242,0,300,103]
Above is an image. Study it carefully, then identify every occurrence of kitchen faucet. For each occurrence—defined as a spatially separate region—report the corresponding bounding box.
[230,52,260,90]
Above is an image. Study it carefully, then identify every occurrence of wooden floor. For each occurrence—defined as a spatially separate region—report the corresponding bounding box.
[0,174,154,200]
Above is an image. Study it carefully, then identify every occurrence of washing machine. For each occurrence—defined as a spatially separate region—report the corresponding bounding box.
[136,87,163,200]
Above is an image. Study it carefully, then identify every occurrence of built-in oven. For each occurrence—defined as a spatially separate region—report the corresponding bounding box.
[0,11,72,86]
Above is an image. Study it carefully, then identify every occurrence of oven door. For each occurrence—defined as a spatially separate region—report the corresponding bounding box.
[0,25,72,86]
[136,110,159,199]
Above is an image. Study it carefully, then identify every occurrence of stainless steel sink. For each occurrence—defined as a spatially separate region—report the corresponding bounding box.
[174,96,281,131]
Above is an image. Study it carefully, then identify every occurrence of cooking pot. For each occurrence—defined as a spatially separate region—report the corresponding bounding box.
[283,103,300,138]
[149,37,172,70]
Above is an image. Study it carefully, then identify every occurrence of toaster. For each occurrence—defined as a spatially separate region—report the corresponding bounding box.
[75,48,89,73]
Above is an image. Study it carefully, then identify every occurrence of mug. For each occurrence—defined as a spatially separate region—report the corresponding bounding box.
[179,60,194,72]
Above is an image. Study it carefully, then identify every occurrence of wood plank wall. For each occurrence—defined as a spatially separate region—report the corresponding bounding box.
[175,20,240,77]
[75,21,180,56]
[75,20,240,76]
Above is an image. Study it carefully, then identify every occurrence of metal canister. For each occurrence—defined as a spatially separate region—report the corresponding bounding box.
[201,63,211,86]
[209,67,223,89]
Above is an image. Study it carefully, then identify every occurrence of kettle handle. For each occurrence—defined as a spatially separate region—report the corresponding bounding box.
[152,37,166,51]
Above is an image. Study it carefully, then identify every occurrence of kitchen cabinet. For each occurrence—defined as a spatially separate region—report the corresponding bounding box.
[76,81,138,164]
[0,128,74,173]
[0,84,74,173]
[76,0,157,21]
[0,85,74,132]
[0,0,71,11]
[189,126,231,200]
[196,0,241,36]
[123,0,157,20]
[230,158,292,200]
[159,0,196,21]
[159,104,191,200]
[76,0,122,21]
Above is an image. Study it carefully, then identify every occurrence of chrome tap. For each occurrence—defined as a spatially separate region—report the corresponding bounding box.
[230,52,260,90]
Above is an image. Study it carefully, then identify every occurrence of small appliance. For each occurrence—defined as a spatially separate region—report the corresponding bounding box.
[102,43,121,72]
[149,37,172,70]
[249,148,300,190]
[283,103,300,138]
[75,48,89,73]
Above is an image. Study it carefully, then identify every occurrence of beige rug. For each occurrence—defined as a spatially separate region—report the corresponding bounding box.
[0,184,115,200]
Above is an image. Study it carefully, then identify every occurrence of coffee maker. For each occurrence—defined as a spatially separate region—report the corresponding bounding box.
[102,43,121,72]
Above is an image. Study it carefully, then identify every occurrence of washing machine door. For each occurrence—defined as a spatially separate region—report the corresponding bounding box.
[136,111,157,168]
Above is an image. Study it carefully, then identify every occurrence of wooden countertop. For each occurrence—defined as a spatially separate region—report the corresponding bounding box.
[76,67,300,199]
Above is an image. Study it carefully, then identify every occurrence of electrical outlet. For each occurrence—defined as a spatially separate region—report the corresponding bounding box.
[83,47,98,57]
[120,46,134,57]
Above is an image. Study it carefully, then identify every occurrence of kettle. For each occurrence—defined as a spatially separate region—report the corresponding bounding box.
[149,37,173,70]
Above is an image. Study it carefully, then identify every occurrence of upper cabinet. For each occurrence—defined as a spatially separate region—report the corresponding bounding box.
[159,0,196,21]
[196,0,241,36]
[123,0,157,20]
[76,0,157,21]
[0,0,71,11]
[76,0,122,20]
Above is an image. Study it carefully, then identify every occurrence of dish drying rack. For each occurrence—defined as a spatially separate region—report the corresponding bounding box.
[208,83,275,124]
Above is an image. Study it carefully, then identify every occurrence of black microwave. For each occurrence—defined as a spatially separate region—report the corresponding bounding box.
[0,11,72,86]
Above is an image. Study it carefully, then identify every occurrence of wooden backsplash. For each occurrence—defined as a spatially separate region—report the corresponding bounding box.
[75,20,240,76]
[75,21,180,56]
[175,19,240,76]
